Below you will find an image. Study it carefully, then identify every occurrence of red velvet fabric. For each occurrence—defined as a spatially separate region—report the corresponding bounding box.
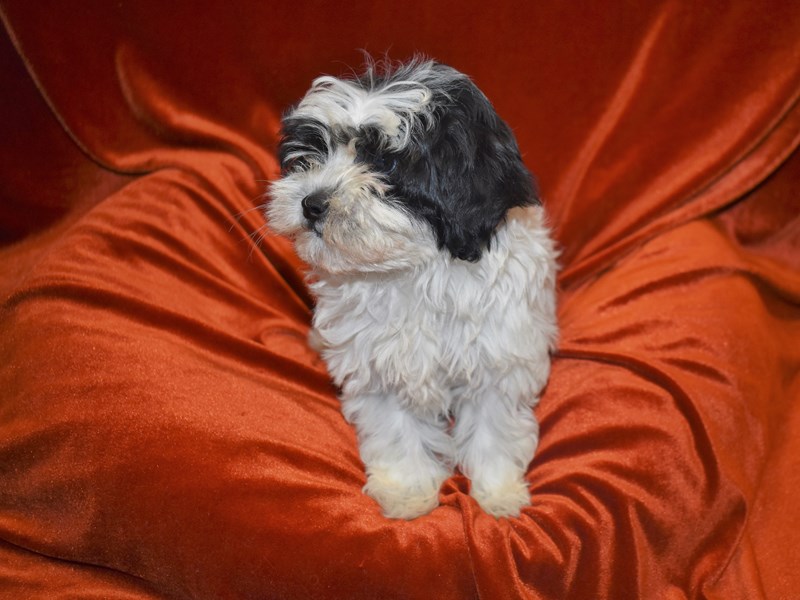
[1,2,799,598]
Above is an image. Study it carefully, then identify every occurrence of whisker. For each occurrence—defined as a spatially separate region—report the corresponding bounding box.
[228,204,267,235]
[247,221,276,260]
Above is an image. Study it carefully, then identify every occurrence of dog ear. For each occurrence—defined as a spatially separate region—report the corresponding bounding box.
[409,72,538,262]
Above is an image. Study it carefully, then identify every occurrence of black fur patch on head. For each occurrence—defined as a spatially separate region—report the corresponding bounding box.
[278,118,329,175]
[372,62,539,262]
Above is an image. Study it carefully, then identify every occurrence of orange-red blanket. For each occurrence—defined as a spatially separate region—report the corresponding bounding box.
[1,2,799,598]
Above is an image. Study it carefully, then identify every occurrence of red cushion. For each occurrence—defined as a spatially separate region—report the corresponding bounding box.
[1,2,799,597]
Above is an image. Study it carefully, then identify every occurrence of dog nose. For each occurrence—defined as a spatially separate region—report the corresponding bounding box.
[301,191,329,224]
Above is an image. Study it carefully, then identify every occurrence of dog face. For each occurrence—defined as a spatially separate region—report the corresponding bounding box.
[268,59,538,274]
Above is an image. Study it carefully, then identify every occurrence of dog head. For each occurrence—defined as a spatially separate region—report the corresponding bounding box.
[267,58,538,274]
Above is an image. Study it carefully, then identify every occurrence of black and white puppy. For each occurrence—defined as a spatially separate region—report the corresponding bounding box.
[268,58,557,519]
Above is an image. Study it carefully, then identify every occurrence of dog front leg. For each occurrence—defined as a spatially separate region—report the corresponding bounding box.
[454,391,539,518]
[342,393,453,520]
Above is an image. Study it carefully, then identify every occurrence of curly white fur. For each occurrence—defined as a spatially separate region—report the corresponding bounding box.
[311,208,556,518]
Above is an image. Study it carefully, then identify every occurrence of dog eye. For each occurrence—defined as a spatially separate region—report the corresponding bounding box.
[281,155,310,174]
[354,135,397,175]
[372,154,397,175]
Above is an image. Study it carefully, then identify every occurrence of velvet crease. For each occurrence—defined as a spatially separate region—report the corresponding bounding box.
[1,1,799,599]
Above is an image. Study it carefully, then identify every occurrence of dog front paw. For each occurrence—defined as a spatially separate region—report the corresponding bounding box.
[364,469,443,520]
[471,478,531,518]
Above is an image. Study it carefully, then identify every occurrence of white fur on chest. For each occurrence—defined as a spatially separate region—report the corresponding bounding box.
[309,207,557,416]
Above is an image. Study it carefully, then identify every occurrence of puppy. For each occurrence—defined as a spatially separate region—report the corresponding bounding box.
[267,58,557,519]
